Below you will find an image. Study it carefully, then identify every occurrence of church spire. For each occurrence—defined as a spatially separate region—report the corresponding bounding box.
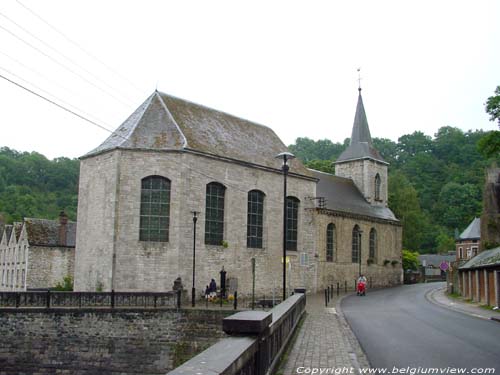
[335,86,386,164]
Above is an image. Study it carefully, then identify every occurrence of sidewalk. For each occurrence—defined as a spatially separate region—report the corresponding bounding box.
[279,292,370,374]
[427,286,500,323]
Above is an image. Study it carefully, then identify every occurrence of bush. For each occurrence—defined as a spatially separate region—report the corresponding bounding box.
[54,275,73,291]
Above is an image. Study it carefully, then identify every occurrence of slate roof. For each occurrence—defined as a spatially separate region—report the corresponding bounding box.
[458,217,481,240]
[419,254,455,268]
[85,91,311,177]
[24,218,77,247]
[336,92,387,165]
[459,246,500,270]
[310,169,398,221]
[4,225,13,244]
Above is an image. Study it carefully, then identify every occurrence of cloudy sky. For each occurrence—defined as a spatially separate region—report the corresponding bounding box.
[1,0,499,159]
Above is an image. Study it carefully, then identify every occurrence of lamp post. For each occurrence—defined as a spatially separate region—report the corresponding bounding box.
[275,152,295,301]
[191,211,199,307]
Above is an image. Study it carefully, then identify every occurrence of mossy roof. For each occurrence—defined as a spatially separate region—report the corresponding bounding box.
[310,169,398,221]
[24,218,77,247]
[85,91,311,176]
[459,247,500,269]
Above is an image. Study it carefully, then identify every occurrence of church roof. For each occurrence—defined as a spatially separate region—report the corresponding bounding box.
[24,218,77,247]
[336,92,387,165]
[310,169,398,221]
[459,217,481,240]
[85,91,311,177]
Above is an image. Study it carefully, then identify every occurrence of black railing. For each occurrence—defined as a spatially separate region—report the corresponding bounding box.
[168,292,306,375]
[0,290,180,309]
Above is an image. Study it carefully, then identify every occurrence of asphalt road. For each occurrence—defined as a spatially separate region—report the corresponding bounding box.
[341,282,500,370]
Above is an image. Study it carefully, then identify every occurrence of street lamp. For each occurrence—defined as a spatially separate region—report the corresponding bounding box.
[191,211,199,307]
[275,151,295,301]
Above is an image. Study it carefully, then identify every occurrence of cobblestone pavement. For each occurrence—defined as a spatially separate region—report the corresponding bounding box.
[280,292,370,374]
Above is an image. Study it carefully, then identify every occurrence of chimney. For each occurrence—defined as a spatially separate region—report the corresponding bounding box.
[59,211,68,246]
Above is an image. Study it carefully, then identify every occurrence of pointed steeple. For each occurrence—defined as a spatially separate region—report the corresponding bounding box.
[350,92,372,146]
[335,90,387,165]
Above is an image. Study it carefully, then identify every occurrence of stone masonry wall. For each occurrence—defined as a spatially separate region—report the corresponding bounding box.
[315,211,403,289]
[0,308,230,375]
[77,149,318,296]
[26,246,75,289]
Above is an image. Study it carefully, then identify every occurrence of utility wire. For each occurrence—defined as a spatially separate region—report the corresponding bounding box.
[0,10,137,105]
[0,24,133,108]
[15,0,145,94]
[0,71,123,137]
[0,50,97,108]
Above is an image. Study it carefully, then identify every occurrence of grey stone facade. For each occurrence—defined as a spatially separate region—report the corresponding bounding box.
[74,90,403,295]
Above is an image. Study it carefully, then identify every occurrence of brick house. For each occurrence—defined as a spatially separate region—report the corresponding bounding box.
[74,90,402,295]
[0,212,76,291]
[455,217,481,261]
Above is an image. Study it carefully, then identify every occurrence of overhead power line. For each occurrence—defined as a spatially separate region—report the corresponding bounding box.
[0,24,133,108]
[0,71,122,137]
[0,10,137,105]
[15,0,145,94]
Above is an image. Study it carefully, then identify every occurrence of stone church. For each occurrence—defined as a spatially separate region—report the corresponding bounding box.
[74,89,402,295]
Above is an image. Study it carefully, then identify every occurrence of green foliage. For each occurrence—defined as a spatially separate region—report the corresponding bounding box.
[435,232,455,254]
[477,131,500,158]
[402,250,419,271]
[54,275,74,291]
[304,159,335,174]
[0,147,79,223]
[485,86,500,127]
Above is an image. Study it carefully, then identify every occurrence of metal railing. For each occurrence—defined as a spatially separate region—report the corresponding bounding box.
[0,290,180,309]
[168,291,306,375]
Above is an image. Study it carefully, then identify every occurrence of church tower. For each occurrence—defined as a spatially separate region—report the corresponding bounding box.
[334,89,389,206]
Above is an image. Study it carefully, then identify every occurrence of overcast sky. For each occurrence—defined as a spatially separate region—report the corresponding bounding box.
[1,0,499,160]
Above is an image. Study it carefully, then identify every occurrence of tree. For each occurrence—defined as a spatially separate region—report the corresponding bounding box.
[434,182,481,230]
[485,85,500,127]
[477,131,500,158]
[304,159,335,174]
[402,250,419,271]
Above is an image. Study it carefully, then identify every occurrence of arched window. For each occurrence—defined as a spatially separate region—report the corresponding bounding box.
[326,223,335,262]
[286,196,300,251]
[352,225,361,263]
[205,182,226,245]
[140,176,171,242]
[375,174,381,201]
[369,228,377,260]
[247,190,265,248]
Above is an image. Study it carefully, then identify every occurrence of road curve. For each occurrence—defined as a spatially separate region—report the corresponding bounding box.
[341,282,500,369]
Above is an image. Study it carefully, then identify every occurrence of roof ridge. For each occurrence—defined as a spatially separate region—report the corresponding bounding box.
[118,93,155,147]
[158,91,278,134]
[155,92,188,148]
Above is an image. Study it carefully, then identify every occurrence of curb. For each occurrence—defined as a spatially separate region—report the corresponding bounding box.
[425,287,500,323]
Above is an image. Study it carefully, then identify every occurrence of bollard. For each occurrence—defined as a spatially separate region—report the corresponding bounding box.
[234,291,238,310]
[331,285,334,298]
[324,289,328,306]
[354,279,357,291]
[344,281,347,293]
[327,286,330,299]
[337,282,340,296]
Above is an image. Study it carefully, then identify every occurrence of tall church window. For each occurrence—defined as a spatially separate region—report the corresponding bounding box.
[369,228,377,260]
[352,225,361,263]
[247,190,265,248]
[326,223,335,262]
[286,197,300,251]
[205,182,226,245]
[375,174,381,201]
[140,176,171,242]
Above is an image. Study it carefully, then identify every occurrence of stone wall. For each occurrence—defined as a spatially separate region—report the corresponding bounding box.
[0,308,230,374]
[315,210,403,289]
[27,246,75,289]
[75,149,318,296]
